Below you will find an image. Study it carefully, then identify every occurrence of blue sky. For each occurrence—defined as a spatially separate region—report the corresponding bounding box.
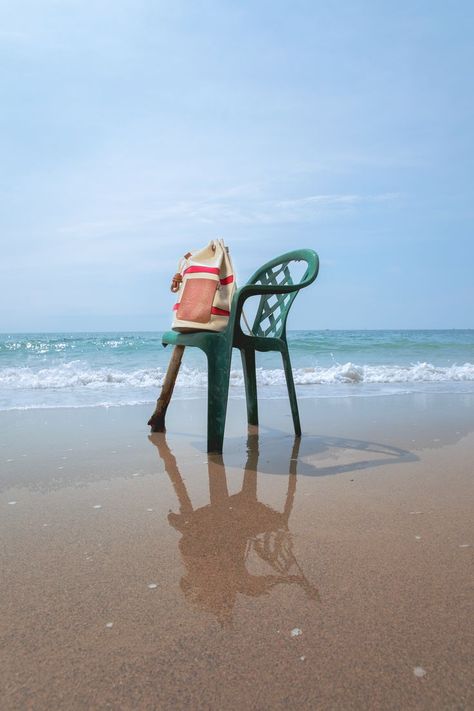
[0,0,473,331]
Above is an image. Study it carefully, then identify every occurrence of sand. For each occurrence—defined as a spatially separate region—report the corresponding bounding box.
[1,393,473,710]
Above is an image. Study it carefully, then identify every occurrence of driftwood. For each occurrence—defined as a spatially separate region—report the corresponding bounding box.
[147,345,185,432]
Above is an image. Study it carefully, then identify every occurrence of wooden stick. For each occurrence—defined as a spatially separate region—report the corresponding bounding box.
[147,345,185,432]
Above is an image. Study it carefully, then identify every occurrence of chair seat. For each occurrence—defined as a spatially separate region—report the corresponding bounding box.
[162,329,227,349]
[162,329,284,353]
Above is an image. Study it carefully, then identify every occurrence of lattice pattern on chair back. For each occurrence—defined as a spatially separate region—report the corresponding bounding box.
[252,260,299,338]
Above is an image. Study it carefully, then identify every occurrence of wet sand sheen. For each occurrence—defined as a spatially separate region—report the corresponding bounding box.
[1,395,473,710]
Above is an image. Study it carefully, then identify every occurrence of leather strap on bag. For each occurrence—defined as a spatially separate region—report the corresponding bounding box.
[170,253,192,292]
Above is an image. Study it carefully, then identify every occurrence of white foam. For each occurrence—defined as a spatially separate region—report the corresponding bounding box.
[255,361,474,386]
[0,361,167,389]
[1,360,474,410]
[1,360,473,391]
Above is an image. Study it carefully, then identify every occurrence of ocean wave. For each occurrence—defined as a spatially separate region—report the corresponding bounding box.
[1,360,474,390]
[0,361,167,389]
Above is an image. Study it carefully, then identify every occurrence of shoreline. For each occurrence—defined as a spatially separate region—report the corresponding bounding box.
[2,379,474,416]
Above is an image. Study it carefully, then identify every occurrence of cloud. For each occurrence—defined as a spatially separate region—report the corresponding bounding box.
[275,193,398,209]
[0,186,399,277]
[188,191,399,226]
[208,192,400,224]
[58,191,400,239]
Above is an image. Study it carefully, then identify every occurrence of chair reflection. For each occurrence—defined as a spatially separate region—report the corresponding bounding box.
[149,431,318,625]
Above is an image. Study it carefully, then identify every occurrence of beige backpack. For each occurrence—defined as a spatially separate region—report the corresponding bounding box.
[171,239,236,332]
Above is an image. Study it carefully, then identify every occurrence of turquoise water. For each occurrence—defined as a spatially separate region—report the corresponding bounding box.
[0,330,473,410]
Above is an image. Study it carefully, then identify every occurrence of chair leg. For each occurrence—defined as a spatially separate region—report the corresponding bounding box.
[240,348,258,427]
[206,347,231,453]
[282,347,301,437]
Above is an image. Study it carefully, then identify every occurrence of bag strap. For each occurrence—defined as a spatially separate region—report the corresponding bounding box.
[170,252,191,293]
[222,240,254,335]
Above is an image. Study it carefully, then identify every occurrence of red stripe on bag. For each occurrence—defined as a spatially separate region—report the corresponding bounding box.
[220,275,234,285]
[173,303,229,318]
[183,266,220,276]
[181,267,233,285]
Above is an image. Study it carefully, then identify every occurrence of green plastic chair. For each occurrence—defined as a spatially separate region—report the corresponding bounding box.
[161,248,319,452]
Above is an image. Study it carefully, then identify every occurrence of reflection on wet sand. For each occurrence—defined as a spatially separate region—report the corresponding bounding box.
[149,432,318,625]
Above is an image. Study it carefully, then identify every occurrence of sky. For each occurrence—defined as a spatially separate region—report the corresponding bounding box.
[0,0,473,332]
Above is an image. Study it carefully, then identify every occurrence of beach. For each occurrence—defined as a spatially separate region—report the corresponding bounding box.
[3,0,474,705]
[1,392,473,710]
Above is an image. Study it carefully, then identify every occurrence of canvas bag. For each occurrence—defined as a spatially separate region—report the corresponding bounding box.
[171,239,236,332]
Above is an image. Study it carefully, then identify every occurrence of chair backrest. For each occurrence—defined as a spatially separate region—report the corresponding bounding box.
[246,249,319,339]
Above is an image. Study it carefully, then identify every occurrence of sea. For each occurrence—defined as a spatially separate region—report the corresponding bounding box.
[0,330,473,411]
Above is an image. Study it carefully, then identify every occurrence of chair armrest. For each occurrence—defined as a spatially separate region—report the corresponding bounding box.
[228,283,299,336]
[235,282,300,300]
[230,283,297,317]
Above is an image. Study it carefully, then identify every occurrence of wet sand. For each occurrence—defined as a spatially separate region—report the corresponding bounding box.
[1,394,473,710]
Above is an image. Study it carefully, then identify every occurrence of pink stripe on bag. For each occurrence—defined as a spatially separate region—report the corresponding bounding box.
[173,303,230,318]
[220,275,234,285]
[179,267,233,284]
[183,266,220,276]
